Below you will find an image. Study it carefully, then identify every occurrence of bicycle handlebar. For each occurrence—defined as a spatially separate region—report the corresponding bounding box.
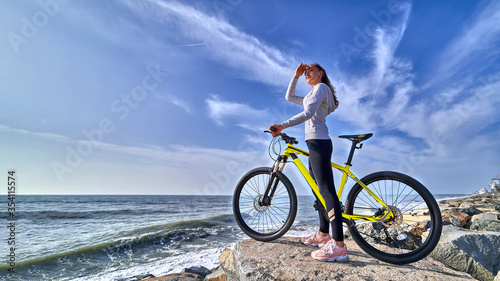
[264,128,298,145]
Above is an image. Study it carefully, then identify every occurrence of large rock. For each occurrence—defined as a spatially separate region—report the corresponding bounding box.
[182,266,212,278]
[144,272,204,281]
[471,220,500,232]
[442,209,471,228]
[430,225,500,281]
[218,248,239,281]
[219,237,474,280]
[205,267,227,281]
[142,267,210,281]
[471,212,500,224]
[459,206,485,217]
[442,213,463,227]
[470,212,500,231]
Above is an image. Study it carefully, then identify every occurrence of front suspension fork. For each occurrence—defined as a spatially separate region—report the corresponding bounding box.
[261,156,287,206]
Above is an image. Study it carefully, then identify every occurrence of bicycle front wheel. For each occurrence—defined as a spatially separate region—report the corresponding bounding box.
[233,167,297,242]
[345,171,442,264]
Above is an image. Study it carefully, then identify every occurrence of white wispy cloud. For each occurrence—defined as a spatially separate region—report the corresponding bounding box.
[1,122,272,194]
[164,42,207,48]
[0,124,71,143]
[1,122,263,174]
[205,93,307,138]
[395,0,500,150]
[206,94,272,131]
[370,2,412,87]
[126,0,296,89]
[333,2,414,132]
[155,94,192,114]
[434,0,500,82]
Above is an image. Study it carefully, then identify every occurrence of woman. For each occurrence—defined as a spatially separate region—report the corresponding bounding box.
[269,63,348,262]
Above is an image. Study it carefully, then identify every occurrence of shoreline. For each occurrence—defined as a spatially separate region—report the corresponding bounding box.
[143,192,500,280]
[435,193,483,203]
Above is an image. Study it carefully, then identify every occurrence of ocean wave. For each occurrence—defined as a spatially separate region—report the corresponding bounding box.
[0,213,237,272]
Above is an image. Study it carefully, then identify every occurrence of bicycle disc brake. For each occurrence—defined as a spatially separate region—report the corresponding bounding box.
[382,206,403,228]
[253,194,269,212]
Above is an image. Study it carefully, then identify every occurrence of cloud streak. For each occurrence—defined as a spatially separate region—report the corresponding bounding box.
[0,124,71,143]
[164,42,207,48]
[370,2,412,88]
[155,94,193,114]
[435,0,500,83]
[127,0,296,88]
[333,2,414,131]
[206,94,274,131]
[1,123,264,189]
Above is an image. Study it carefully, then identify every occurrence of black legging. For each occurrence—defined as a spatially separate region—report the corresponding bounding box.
[306,139,344,242]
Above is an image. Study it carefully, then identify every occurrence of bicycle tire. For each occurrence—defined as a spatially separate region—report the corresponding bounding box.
[233,167,297,241]
[345,171,442,264]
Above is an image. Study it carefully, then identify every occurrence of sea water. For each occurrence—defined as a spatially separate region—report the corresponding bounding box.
[0,194,466,280]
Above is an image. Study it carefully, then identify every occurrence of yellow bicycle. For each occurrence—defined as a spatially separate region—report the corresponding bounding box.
[232,131,442,264]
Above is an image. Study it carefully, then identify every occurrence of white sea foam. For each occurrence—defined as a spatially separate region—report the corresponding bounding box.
[73,246,229,281]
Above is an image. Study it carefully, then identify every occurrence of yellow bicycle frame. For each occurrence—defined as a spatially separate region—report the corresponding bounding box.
[281,143,394,222]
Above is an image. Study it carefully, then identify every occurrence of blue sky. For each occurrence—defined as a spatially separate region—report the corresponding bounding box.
[1,0,499,195]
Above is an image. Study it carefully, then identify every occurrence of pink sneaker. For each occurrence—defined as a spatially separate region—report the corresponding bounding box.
[311,240,349,262]
[300,232,331,247]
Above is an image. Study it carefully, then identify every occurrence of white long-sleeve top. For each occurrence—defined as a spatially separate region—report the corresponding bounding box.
[281,77,337,141]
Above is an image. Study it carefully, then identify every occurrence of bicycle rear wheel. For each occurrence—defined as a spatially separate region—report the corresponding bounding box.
[345,171,442,264]
[233,167,297,241]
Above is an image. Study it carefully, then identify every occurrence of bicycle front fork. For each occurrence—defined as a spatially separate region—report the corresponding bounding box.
[261,156,287,206]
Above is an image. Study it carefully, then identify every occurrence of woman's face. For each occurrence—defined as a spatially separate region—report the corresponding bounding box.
[305,66,322,86]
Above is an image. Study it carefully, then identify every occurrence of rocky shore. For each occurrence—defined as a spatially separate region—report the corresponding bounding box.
[430,193,500,281]
[142,193,500,281]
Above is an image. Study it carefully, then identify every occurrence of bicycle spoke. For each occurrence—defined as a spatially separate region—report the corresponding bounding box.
[270,204,289,218]
[266,208,283,229]
[354,192,376,208]
[399,194,424,213]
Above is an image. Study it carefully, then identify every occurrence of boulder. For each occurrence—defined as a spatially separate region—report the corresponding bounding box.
[443,213,462,227]
[448,201,463,207]
[219,236,474,280]
[181,266,212,278]
[471,212,498,223]
[141,267,210,281]
[441,209,471,228]
[459,206,484,217]
[471,220,500,232]
[143,272,204,281]
[218,248,238,281]
[430,225,500,281]
[205,267,227,281]
[469,212,500,232]
[459,201,477,208]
